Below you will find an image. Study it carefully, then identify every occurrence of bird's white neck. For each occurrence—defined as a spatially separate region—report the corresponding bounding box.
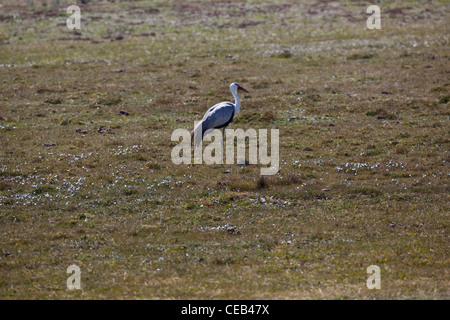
[231,89,240,113]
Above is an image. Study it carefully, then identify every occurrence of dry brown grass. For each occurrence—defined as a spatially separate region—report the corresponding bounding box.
[0,0,449,299]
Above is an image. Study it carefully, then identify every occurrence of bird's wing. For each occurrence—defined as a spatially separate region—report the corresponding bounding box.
[201,102,235,132]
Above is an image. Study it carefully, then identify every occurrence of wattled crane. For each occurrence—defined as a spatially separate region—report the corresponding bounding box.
[191,82,249,147]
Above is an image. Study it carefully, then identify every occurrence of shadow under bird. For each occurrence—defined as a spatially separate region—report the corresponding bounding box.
[191,82,249,146]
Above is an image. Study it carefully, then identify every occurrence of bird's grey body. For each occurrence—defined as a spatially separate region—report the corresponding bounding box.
[192,83,249,146]
[199,102,235,137]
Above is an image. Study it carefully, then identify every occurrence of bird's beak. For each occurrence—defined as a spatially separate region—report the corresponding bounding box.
[238,85,249,93]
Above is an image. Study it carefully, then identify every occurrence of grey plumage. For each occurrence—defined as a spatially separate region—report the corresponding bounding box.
[198,102,235,135]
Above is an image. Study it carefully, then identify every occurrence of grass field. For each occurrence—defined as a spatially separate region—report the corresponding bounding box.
[0,0,449,299]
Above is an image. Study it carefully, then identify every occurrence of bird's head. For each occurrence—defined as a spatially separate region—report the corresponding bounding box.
[230,82,249,94]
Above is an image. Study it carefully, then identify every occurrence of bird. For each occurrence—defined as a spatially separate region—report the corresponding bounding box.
[191,82,249,147]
